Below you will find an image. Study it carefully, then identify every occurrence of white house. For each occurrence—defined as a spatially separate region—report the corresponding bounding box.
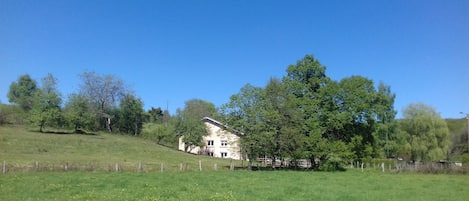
[178,117,243,160]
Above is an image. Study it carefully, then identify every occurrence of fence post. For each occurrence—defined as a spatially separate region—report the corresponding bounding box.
[180,163,183,171]
[381,163,385,173]
[214,163,218,171]
[115,163,119,172]
[64,162,68,171]
[138,161,142,172]
[199,160,202,171]
[361,163,364,172]
[2,160,6,174]
[35,161,39,171]
[160,163,164,172]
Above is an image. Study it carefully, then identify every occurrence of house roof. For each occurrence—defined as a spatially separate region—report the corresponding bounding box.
[202,117,244,136]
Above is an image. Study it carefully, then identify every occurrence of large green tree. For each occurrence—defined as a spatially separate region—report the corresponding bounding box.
[79,71,127,132]
[400,103,451,161]
[117,94,144,135]
[8,74,38,111]
[221,54,398,170]
[29,74,62,132]
[64,93,95,133]
[176,99,216,152]
[221,84,267,170]
[263,77,304,166]
[282,55,352,169]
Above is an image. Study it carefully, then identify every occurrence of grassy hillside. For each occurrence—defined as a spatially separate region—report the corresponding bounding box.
[0,126,242,172]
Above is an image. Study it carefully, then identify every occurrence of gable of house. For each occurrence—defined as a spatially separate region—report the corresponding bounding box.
[178,117,243,160]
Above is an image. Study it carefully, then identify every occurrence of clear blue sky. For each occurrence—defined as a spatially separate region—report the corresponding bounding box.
[1,0,468,118]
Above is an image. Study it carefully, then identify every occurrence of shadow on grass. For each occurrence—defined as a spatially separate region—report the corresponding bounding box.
[232,165,347,172]
[32,129,97,135]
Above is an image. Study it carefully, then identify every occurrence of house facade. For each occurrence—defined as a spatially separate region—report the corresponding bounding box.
[178,117,243,160]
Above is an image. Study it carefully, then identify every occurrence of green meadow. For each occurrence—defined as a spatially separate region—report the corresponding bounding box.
[0,126,241,172]
[1,126,468,201]
[1,171,468,201]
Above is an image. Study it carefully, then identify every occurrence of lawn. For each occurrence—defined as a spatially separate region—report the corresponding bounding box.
[1,170,468,201]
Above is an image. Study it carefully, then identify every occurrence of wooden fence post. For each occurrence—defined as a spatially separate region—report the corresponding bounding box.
[381,163,385,173]
[115,163,119,172]
[35,161,39,171]
[138,161,142,172]
[2,160,6,174]
[214,163,218,171]
[361,163,364,172]
[160,163,164,172]
[199,160,202,171]
[180,163,183,171]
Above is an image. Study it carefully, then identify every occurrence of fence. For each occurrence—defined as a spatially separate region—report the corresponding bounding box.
[349,160,469,174]
[1,160,237,174]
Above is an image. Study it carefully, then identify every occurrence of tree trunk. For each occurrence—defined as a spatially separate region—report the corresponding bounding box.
[106,117,111,132]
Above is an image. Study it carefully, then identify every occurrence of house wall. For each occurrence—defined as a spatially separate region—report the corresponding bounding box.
[178,120,242,160]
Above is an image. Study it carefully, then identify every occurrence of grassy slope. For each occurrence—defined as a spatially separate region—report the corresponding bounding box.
[0,126,241,171]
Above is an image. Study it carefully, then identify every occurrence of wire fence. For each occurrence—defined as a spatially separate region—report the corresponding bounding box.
[1,160,237,174]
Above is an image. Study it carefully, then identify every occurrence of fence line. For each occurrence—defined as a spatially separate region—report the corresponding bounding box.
[2,160,467,174]
[0,160,243,174]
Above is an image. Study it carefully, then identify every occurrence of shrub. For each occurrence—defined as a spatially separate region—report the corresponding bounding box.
[0,104,25,125]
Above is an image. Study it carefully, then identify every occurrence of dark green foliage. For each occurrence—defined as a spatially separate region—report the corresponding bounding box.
[79,71,127,132]
[223,55,397,170]
[221,84,266,169]
[146,107,164,123]
[175,99,216,152]
[29,74,63,132]
[64,93,95,133]
[142,122,176,146]
[117,94,144,135]
[0,104,25,125]
[8,74,38,111]
[446,118,468,160]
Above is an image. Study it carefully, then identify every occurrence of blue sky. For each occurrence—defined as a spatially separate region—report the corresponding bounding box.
[1,0,468,118]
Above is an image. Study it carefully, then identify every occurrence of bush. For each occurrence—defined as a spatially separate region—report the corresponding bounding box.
[320,155,347,171]
[0,104,26,125]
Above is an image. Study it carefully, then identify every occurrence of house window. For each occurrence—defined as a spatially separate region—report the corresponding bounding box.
[207,140,214,146]
[207,152,214,157]
[221,152,228,158]
[221,140,228,147]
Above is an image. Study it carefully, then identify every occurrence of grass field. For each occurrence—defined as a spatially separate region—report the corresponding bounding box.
[0,126,242,172]
[1,126,469,200]
[1,170,468,201]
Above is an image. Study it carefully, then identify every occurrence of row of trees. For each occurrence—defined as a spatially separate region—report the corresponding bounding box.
[220,55,452,170]
[7,72,148,135]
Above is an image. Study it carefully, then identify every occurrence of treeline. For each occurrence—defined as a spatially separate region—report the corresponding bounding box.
[2,71,178,145]
[219,55,465,170]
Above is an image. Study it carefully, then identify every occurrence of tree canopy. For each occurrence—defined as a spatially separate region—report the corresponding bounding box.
[8,74,38,111]
[401,103,451,161]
